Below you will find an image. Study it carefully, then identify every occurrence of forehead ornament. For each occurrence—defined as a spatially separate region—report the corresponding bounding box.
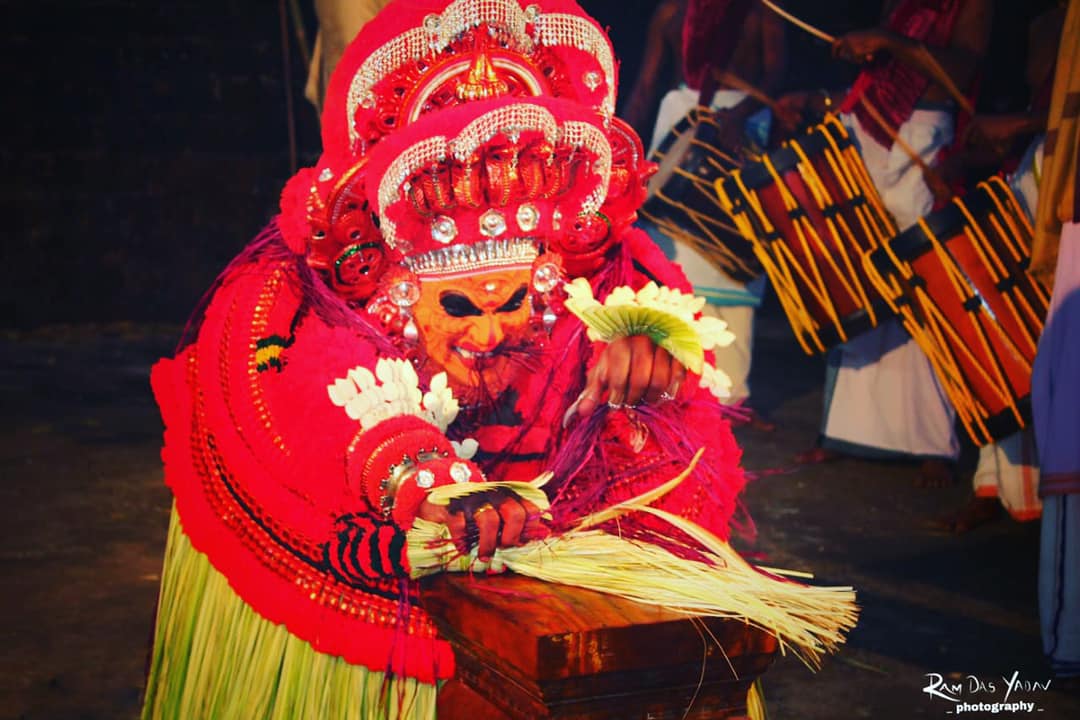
[479,209,508,238]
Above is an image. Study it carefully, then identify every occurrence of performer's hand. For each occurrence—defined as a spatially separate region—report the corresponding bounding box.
[714,108,749,153]
[417,490,547,563]
[965,114,1029,153]
[832,29,893,65]
[775,92,812,136]
[576,335,686,416]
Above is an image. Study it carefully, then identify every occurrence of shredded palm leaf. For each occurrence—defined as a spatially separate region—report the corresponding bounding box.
[575,305,706,373]
[408,449,858,669]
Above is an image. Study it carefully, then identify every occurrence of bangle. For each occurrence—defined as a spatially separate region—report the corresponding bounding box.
[376,446,449,518]
[345,414,454,511]
[379,456,417,518]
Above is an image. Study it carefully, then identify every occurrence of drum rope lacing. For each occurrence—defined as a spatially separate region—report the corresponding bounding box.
[861,177,1050,445]
[717,115,896,354]
[641,107,759,280]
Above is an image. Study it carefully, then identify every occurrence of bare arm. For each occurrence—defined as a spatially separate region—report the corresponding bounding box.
[622,1,679,138]
[833,0,994,104]
[705,5,787,150]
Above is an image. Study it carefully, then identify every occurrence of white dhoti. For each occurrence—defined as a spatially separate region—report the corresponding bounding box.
[821,109,959,460]
[969,136,1045,517]
[646,87,769,403]
[973,430,1042,521]
[1035,221,1080,677]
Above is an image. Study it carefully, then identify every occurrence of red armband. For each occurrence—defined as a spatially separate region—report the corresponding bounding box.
[345,415,453,515]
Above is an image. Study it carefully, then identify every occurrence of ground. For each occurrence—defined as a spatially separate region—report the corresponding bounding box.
[1,303,1077,719]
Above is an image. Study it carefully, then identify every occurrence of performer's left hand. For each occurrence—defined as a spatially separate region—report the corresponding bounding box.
[714,108,749,154]
[575,335,685,417]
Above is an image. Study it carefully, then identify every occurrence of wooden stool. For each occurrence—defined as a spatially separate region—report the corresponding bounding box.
[421,573,778,719]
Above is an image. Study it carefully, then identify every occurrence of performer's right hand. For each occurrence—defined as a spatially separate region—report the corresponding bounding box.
[417,490,547,563]
[831,29,893,65]
[575,335,686,417]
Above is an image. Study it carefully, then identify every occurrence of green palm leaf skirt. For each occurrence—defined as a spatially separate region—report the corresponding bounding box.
[142,504,438,720]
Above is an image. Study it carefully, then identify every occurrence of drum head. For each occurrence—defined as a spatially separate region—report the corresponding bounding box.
[641,108,759,282]
[647,110,703,197]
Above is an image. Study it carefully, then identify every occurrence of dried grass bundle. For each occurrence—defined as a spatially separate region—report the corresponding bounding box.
[408,451,858,669]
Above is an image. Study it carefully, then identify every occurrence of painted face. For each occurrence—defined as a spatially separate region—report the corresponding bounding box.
[413,267,533,400]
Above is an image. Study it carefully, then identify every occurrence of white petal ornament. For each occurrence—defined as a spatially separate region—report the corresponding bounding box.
[327,377,357,407]
[326,360,478,456]
[421,372,460,430]
[699,362,733,400]
[451,438,479,460]
[562,279,735,375]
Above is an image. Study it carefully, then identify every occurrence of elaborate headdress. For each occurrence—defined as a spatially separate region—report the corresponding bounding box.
[278,0,653,308]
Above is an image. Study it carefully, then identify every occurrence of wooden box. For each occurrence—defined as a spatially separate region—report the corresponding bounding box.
[421,573,778,720]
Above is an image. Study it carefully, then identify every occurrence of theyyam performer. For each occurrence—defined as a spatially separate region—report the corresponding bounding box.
[141,1,856,718]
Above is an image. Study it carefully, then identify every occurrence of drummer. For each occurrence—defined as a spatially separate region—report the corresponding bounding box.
[624,0,786,426]
[303,0,393,111]
[933,0,1067,532]
[778,0,993,487]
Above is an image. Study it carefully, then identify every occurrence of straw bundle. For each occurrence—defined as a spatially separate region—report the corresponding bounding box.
[408,451,858,670]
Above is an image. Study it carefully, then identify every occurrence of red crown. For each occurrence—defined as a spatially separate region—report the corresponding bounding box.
[365,98,610,267]
[277,0,652,300]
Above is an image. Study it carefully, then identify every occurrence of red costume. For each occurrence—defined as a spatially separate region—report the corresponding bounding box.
[144,1,749,715]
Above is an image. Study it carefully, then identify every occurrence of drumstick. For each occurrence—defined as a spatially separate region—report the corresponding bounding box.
[759,1,974,117]
[759,0,836,44]
[711,69,784,116]
[857,95,950,198]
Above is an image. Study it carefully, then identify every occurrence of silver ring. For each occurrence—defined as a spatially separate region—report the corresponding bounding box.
[607,400,624,410]
[658,391,675,402]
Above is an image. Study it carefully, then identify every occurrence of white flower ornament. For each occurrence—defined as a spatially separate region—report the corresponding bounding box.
[327,358,478,459]
[699,362,733,400]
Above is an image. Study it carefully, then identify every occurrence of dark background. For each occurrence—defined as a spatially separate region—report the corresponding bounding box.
[2,0,1048,329]
[3,4,1077,718]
